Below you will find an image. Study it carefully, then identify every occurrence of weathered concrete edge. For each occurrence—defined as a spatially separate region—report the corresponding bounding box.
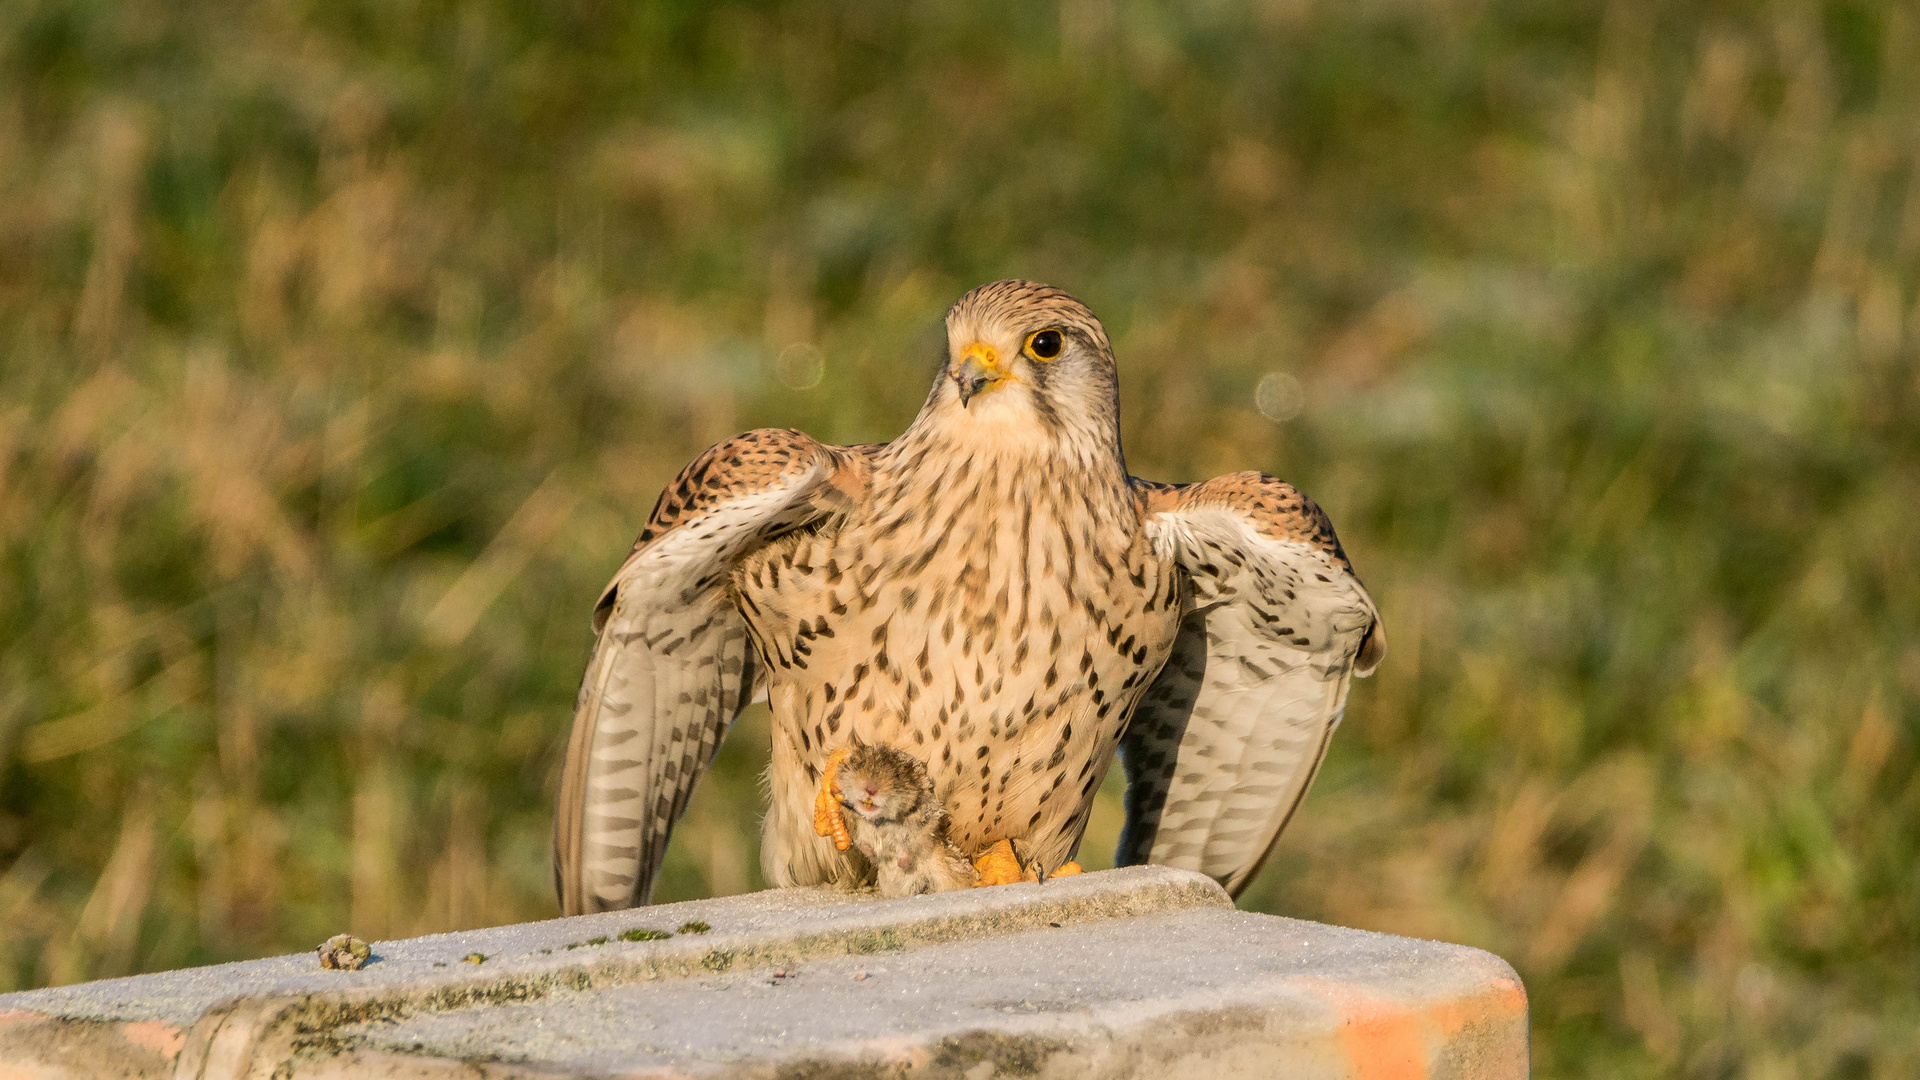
[697,946,1531,1080]
[295,943,1530,1080]
[329,912,1532,1080]
[0,867,1230,1079]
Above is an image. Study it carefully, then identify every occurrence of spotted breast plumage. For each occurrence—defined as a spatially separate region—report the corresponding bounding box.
[553,280,1384,913]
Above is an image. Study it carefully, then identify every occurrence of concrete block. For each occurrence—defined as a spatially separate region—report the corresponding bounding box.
[0,866,1526,1079]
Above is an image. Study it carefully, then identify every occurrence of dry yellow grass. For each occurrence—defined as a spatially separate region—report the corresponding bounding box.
[1,2,1916,1075]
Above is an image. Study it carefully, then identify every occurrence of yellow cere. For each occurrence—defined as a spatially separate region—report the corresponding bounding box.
[961,341,1002,371]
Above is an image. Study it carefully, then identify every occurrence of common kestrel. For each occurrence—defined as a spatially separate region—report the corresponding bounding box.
[553,280,1384,913]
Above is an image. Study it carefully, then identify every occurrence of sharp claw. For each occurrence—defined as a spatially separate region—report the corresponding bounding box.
[813,747,852,852]
[1033,857,1082,884]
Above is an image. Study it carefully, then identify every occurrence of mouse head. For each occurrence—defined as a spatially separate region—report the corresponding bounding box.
[837,737,933,825]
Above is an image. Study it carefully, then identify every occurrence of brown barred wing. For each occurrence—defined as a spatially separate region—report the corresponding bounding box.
[553,429,859,913]
[1118,473,1384,898]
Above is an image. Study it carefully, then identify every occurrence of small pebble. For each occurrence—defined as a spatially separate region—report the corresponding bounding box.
[317,934,371,971]
[463,952,487,965]
[853,971,868,982]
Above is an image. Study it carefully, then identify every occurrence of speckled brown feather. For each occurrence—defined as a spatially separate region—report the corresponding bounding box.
[556,429,869,913]
[1135,472,1356,576]
[1117,472,1383,897]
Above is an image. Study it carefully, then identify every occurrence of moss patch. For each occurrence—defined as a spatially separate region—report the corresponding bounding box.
[930,1031,1070,1077]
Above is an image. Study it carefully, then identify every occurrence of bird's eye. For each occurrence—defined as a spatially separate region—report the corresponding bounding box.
[1025,328,1064,360]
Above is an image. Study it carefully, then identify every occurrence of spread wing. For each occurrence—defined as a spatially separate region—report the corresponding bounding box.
[554,429,864,914]
[1117,473,1384,898]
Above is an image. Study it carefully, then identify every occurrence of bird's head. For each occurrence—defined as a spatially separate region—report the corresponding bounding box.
[931,280,1120,445]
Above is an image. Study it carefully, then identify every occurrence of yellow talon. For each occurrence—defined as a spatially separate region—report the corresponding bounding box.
[813,747,852,852]
[971,839,1029,887]
[969,843,1080,887]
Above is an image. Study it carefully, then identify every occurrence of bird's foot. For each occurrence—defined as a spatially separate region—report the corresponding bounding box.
[970,842,1083,887]
[812,747,852,852]
[971,839,1027,887]
[969,841,1086,887]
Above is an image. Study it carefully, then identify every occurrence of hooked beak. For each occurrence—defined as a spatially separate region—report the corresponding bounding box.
[952,342,1008,407]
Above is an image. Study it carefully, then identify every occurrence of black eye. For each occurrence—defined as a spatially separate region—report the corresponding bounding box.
[1027,329,1064,360]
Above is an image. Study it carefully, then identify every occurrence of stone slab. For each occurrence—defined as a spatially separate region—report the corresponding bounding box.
[0,866,1526,1079]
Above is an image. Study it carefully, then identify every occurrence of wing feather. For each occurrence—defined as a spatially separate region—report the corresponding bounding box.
[1118,473,1383,897]
[553,429,856,914]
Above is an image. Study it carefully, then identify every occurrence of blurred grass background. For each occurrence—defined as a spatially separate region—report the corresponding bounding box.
[1,0,1916,1074]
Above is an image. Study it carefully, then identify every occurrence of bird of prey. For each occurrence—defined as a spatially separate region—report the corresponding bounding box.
[554,280,1384,914]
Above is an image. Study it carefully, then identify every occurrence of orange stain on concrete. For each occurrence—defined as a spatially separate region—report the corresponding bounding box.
[1294,970,1529,1080]
[122,1020,187,1059]
[1339,1001,1428,1080]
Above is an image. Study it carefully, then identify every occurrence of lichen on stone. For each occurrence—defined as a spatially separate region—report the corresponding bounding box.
[317,934,371,971]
